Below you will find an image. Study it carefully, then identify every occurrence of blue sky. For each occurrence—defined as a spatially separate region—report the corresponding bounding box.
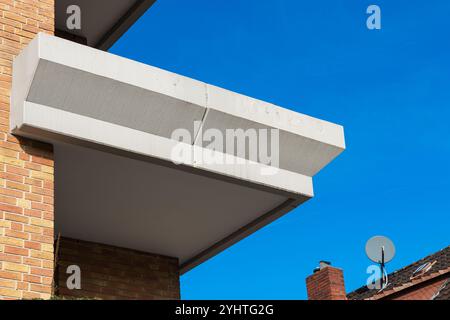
[110,0,450,299]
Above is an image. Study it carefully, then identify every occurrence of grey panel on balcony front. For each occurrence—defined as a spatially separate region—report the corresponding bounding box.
[198,109,343,177]
[28,60,206,139]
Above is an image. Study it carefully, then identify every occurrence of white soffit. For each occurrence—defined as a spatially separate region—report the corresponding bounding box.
[55,0,157,49]
[11,34,345,272]
[54,143,296,272]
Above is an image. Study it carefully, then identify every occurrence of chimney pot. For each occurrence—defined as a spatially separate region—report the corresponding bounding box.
[319,260,331,269]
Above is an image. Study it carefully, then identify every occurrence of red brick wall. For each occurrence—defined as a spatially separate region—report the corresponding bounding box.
[56,237,180,300]
[306,266,347,300]
[0,0,55,300]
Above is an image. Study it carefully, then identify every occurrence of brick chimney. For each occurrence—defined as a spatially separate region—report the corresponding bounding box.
[306,261,347,300]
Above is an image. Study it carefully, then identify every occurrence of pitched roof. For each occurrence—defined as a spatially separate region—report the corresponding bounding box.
[432,279,450,300]
[347,245,450,300]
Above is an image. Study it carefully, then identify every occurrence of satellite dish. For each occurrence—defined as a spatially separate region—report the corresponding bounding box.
[365,236,395,263]
[365,236,395,291]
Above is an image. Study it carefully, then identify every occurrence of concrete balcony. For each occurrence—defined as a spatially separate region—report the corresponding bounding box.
[11,33,345,273]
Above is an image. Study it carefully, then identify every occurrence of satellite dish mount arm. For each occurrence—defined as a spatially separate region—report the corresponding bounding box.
[380,246,387,290]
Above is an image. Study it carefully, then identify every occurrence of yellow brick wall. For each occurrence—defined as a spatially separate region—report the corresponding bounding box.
[0,0,54,300]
